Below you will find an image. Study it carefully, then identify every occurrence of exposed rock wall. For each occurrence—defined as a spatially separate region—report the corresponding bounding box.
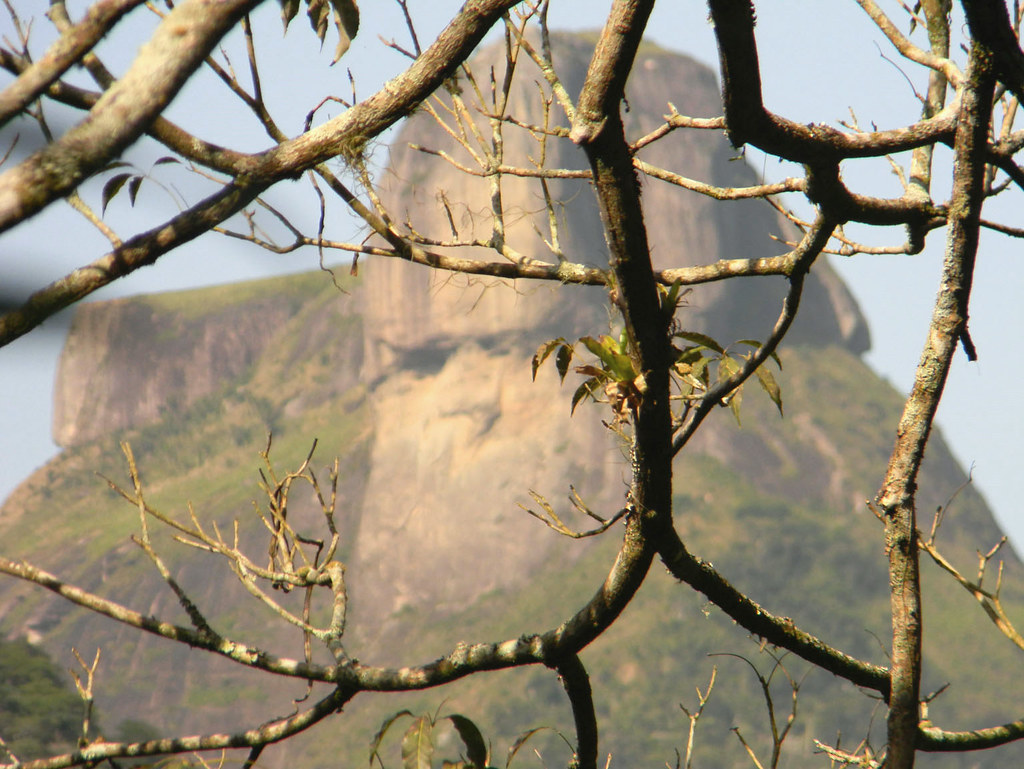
[52,288,303,448]
[349,36,874,618]
[361,34,870,373]
[42,36,881,627]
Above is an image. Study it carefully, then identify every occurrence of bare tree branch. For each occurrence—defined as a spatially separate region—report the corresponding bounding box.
[874,40,996,769]
[0,0,146,128]
[0,0,261,232]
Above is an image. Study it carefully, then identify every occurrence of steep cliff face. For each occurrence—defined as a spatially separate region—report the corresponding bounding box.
[6,37,1020,769]
[52,281,311,448]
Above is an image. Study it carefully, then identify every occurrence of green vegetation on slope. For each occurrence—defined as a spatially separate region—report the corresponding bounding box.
[0,638,82,761]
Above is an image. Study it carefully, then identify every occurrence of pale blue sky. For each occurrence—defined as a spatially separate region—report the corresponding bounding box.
[0,1,1020,552]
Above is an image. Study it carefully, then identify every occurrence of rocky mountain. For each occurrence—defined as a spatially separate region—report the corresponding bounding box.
[2,35,1022,769]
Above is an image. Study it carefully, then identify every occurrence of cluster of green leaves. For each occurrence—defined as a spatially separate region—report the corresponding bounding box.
[671,330,783,425]
[533,326,783,428]
[370,708,567,769]
[100,157,180,216]
[533,279,782,427]
[370,709,488,769]
[533,329,642,419]
[281,0,360,62]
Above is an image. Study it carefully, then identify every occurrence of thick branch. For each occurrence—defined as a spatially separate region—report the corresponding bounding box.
[961,0,1024,107]
[0,0,524,349]
[875,42,995,769]
[570,0,674,550]
[0,181,262,347]
[0,0,146,128]
[549,654,598,769]
[805,163,946,227]
[658,528,890,695]
[0,0,261,233]
[708,0,957,162]
[918,719,1024,751]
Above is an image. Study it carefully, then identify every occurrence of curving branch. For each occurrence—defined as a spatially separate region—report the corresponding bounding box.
[804,162,946,227]
[0,684,354,769]
[918,719,1024,752]
[672,215,834,454]
[708,0,958,163]
[658,527,890,697]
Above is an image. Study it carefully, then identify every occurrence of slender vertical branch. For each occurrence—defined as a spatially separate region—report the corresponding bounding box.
[550,654,598,769]
[875,41,996,769]
[570,0,671,546]
[907,0,952,202]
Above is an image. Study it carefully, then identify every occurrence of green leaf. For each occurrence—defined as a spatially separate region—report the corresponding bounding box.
[733,338,781,368]
[570,378,602,415]
[531,338,565,381]
[280,0,300,30]
[674,330,725,355]
[579,335,635,382]
[755,365,784,416]
[330,0,359,62]
[555,344,572,383]
[306,0,359,62]
[660,278,687,316]
[728,385,743,425]
[717,354,740,383]
[401,716,434,769]
[506,727,548,769]
[307,0,330,44]
[579,335,609,362]
[127,175,143,206]
[101,173,132,215]
[716,356,743,425]
[573,364,606,380]
[674,345,707,365]
[690,355,710,384]
[446,714,487,768]
[617,326,630,355]
[369,710,414,767]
